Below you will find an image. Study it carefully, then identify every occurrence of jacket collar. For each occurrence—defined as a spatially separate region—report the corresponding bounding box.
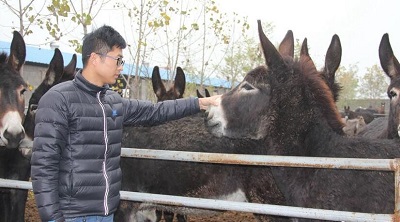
[73,70,109,96]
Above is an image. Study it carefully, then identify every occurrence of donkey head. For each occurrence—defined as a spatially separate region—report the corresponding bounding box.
[206,20,343,142]
[379,33,400,139]
[152,66,186,101]
[0,31,27,149]
[22,49,77,148]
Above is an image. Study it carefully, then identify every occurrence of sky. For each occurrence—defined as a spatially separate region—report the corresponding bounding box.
[1,0,399,77]
[219,0,400,76]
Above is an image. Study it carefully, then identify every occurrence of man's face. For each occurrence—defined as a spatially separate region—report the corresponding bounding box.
[94,46,124,86]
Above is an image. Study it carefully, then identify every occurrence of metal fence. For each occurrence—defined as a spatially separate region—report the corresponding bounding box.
[1,147,399,221]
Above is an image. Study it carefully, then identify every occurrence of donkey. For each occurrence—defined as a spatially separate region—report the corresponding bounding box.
[116,29,342,222]
[151,66,186,101]
[343,106,375,124]
[0,45,76,222]
[21,48,77,150]
[342,116,367,136]
[148,66,187,222]
[117,66,195,222]
[358,33,400,139]
[10,48,77,221]
[377,102,386,115]
[0,30,29,222]
[205,20,400,221]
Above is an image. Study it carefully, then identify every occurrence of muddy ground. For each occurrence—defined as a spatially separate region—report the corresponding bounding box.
[25,190,259,222]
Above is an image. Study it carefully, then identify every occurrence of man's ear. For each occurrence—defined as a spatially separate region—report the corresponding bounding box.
[89,53,98,66]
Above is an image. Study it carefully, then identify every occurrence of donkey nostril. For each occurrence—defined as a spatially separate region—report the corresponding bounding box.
[18,131,25,140]
[3,129,11,140]
[3,129,25,143]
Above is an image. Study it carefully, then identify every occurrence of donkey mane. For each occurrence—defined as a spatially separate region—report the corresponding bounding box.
[299,55,344,134]
[259,54,344,142]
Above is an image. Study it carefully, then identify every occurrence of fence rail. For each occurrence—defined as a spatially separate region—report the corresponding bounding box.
[1,147,399,221]
[121,148,397,171]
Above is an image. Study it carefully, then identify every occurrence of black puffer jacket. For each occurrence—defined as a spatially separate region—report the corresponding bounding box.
[31,71,200,221]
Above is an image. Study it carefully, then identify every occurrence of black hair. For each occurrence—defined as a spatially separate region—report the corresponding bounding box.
[82,25,127,67]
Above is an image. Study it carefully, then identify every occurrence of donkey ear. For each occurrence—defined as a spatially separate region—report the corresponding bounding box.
[174,67,186,98]
[258,20,285,72]
[299,37,318,75]
[63,54,77,81]
[323,34,342,82]
[379,33,400,80]
[279,30,294,58]
[152,66,166,99]
[45,48,64,86]
[196,89,203,98]
[205,88,211,97]
[300,38,309,56]
[321,34,342,102]
[8,31,26,72]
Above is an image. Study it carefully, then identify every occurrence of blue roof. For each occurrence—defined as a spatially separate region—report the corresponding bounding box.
[0,41,83,68]
[0,40,233,88]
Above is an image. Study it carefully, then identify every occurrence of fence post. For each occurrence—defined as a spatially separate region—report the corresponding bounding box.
[394,158,400,221]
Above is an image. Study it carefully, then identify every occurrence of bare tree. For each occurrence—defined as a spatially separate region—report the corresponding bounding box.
[117,0,236,98]
[359,64,388,99]
[218,21,273,88]
[47,0,112,52]
[335,64,359,107]
[110,0,161,99]
[0,0,47,36]
[178,1,251,90]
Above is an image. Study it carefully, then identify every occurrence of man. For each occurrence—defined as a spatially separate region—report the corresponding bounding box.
[31,25,220,222]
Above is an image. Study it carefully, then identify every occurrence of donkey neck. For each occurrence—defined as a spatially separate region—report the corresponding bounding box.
[305,118,400,159]
[269,118,400,210]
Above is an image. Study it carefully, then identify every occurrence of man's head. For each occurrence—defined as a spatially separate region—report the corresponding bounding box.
[82,25,126,66]
[82,25,127,86]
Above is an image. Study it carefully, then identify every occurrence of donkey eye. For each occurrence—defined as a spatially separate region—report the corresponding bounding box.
[20,88,27,95]
[241,83,255,90]
[389,90,397,99]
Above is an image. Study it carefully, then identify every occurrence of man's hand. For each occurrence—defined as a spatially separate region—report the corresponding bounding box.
[198,95,221,110]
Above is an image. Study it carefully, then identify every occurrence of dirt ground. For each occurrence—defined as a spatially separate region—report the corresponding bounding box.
[25,191,40,222]
[25,190,258,222]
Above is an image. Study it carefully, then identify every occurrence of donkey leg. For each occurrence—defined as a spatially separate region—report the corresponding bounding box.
[245,168,290,222]
[10,189,28,222]
[7,151,31,222]
[163,211,174,222]
[0,190,11,222]
[176,213,187,222]
[155,210,162,222]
